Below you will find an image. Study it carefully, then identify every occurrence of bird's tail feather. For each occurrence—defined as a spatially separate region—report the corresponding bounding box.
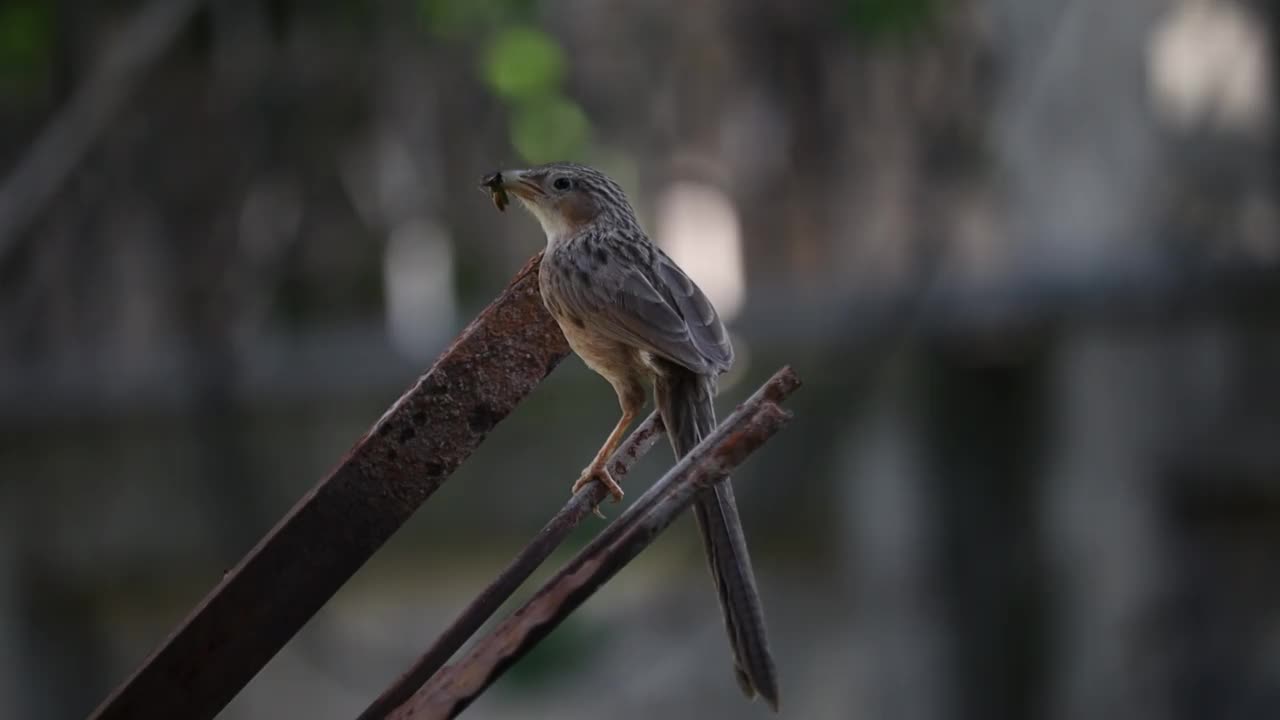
[655,366,779,711]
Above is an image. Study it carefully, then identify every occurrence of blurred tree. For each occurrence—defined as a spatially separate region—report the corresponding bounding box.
[0,0,52,99]
[844,0,940,40]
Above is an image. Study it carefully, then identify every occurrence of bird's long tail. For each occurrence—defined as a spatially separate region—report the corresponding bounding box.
[654,364,779,711]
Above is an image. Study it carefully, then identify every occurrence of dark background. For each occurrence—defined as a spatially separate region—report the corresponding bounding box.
[2,1,1279,718]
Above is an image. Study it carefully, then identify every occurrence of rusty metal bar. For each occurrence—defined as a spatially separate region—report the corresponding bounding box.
[389,369,800,719]
[396,403,793,719]
[360,365,801,719]
[88,253,569,720]
[356,411,666,720]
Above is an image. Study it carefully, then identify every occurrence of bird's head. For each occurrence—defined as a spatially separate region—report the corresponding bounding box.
[480,162,638,240]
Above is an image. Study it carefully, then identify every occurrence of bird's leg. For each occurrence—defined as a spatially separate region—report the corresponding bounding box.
[573,380,645,508]
[571,407,635,502]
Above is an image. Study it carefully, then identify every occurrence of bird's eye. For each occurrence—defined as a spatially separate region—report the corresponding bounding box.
[552,177,572,191]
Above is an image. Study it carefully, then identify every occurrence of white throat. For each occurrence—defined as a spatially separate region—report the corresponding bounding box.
[519,197,574,246]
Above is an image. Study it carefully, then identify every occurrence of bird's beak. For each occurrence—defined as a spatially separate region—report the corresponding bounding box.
[480,168,544,201]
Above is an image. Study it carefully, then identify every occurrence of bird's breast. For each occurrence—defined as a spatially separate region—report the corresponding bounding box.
[538,250,648,387]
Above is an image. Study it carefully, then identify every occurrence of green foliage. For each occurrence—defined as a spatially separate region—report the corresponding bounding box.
[843,0,939,40]
[423,1,594,164]
[419,0,536,36]
[483,26,565,101]
[0,0,51,97]
[510,96,590,164]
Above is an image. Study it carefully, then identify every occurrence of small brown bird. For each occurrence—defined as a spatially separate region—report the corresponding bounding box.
[482,162,778,709]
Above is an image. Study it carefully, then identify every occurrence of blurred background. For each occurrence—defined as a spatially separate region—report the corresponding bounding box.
[2,0,1279,718]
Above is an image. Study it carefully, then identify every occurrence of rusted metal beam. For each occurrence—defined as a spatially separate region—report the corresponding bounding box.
[362,367,800,719]
[389,369,800,719]
[88,253,569,720]
[361,368,800,719]
[356,411,667,720]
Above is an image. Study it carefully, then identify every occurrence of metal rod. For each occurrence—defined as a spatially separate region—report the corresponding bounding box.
[360,365,801,719]
[386,368,799,719]
[355,411,666,720]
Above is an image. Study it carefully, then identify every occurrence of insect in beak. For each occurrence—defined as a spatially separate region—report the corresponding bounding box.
[479,172,509,212]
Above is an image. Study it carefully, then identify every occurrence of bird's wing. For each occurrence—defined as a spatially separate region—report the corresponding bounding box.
[556,244,733,375]
[652,251,734,372]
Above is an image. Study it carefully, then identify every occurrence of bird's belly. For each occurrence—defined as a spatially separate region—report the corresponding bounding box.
[557,318,645,387]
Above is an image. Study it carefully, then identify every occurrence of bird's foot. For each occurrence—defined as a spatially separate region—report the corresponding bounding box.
[572,463,624,517]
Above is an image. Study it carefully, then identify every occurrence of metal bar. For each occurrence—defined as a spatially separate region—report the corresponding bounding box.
[389,369,800,719]
[360,365,801,719]
[88,253,569,720]
[356,411,666,720]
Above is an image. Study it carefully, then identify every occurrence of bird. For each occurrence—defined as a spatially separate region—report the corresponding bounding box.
[480,162,779,709]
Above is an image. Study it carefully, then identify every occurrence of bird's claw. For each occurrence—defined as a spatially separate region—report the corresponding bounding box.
[573,463,624,517]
